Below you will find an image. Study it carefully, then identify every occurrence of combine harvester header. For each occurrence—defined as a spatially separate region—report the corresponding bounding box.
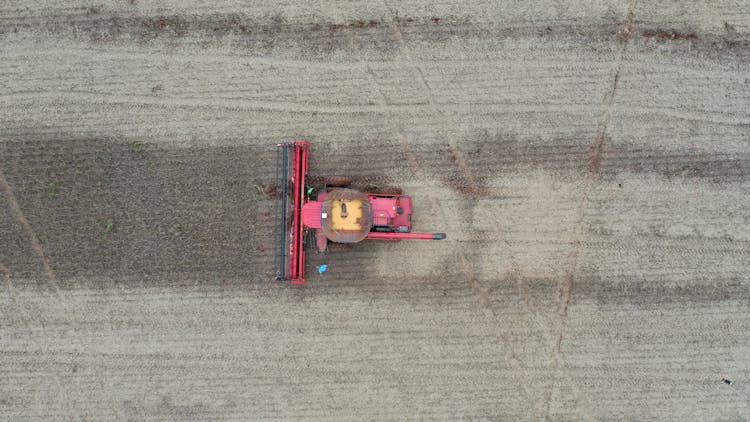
[274,141,445,284]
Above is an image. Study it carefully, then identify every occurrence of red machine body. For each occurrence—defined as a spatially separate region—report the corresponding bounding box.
[274,141,445,284]
[301,192,446,242]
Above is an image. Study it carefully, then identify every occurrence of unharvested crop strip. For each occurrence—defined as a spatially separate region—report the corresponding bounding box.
[0,169,60,292]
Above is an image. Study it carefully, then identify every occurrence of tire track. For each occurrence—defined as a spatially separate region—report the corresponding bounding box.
[368,11,542,396]
[543,3,638,419]
[0,263,80,421]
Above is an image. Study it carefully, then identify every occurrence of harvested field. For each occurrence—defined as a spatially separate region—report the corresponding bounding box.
[1,1,749,420]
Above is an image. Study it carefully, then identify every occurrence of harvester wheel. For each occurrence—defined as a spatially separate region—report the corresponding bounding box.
[324,175,351,187]
[326,243,351,252]
[365,186,402,195]
[308,175,351,187]
[379,187,403,195]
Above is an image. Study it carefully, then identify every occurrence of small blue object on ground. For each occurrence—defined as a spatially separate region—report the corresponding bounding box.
[317,264,328,274]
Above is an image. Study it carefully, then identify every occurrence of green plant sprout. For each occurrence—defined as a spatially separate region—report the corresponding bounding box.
[47,182,57,199]
[101,221,114,235]
[130,142,144,153]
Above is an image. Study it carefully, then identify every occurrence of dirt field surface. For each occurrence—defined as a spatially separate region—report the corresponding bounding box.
[1,1,749,420]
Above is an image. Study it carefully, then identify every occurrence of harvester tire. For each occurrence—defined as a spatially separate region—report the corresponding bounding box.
[380,187,403,195]
[326,242,351,252]
[365,186,402,195]
[325,175,351,187]
[309,175,351,187]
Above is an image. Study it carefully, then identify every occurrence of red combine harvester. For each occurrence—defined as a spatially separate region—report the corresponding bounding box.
[274,141,446,284]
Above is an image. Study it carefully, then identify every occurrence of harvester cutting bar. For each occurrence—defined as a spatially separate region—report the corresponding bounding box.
[274,141,310,284]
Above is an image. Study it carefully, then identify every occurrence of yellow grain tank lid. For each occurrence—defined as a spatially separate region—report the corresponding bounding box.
[320,189,372,243]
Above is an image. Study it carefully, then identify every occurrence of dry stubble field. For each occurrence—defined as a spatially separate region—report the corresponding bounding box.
[1,1,749,420]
